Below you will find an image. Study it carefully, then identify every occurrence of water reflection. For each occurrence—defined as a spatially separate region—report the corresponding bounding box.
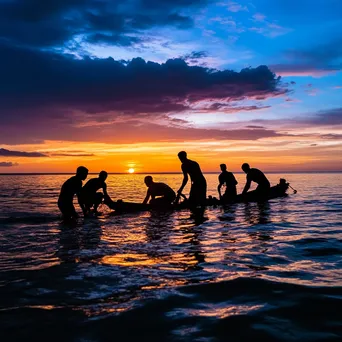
[244,202,270,226]
[145,210,173,244]
[189,207,208,226]
[219,205,238,244]
[57,220,103,263]
[179,221,206,271]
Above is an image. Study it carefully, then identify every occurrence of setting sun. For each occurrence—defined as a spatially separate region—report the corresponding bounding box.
[128,168,135,174]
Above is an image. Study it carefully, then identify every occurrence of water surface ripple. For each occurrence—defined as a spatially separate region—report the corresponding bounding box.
[0,173,341,341]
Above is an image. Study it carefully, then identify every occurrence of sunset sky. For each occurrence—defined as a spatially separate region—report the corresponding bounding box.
[0,0,341,173]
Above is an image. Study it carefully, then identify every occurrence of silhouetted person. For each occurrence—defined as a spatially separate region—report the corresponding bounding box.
[81,171,109,215]
[177,151,207,207]
[143,176,176,206]
[218,164,238,202]
[241,163,270,200]
[58,166,88,221]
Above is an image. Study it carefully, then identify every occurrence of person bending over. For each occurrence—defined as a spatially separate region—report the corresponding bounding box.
[241,163,270,199]
[143,176,176,206]
[177,151,207,207]
[218,164,238,201]
[58,166,88,221]
[81,171,109,215]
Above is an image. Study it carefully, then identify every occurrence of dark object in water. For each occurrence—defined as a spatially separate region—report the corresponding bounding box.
[104,179,292,213]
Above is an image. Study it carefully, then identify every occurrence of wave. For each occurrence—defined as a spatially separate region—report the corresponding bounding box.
[1,277,341,341]
[0,214,61,225]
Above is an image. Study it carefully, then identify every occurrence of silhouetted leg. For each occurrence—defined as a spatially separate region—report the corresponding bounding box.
[256,185,270,202]
[188,183,207,221]
[223,187,237,203]
[78,194,91,216]
[189,181,207,208]
[94,192,104,214]
[58,201,77,222]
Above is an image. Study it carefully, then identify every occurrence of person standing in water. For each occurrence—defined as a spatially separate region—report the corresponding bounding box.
[177,151,207,206]
[241,163,270,200]
[143,176,176,206]
[58,166,88,221]
[80,171,109,215]
[218,164,238,202]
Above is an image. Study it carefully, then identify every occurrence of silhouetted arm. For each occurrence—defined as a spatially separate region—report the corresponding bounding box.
[218,175,224,198]
[77,192,86,216]
[143,189,151,204]
[242,178,251,194]
[177,165,188,194]
[103,182,108,198]
[233,175,238,185]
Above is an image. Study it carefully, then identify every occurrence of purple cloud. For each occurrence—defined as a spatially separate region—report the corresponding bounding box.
[0,43,287,145]
[51,153,95,157]
[0,162,19,167]
[0,148,47,157]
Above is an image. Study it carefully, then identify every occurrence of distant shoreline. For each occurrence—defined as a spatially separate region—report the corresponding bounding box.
[0,171,341,175]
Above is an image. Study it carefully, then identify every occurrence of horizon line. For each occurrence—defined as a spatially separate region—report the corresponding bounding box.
[0,171,341,175]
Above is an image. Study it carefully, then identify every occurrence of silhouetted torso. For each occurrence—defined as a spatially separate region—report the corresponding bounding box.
[58,176,82,203]
[82,178,106,195]
[247,168,270,188]
[219,171,238,197]
[219,171,237,189]
[182,159,207,206]
[148,182,176,199]
[182,159,206,184]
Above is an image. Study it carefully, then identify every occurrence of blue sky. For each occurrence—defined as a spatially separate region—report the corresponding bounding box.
[85,0,342,126]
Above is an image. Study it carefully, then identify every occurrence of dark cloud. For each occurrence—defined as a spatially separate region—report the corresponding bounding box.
[0,162,19,167]
[0,0,210,48]
[51,153,95,157]
[270,64,340,77]
[271,38,342,76]
[204,108,342,136]
[205,104,271,113]
[0,21,286,145]
[0,148,47,157]
[304,108,342,126]
[320,134,342,140]
[285,38,342,66]
[0,43,284,119]
[245,125,265,129]
[181,51,209,65]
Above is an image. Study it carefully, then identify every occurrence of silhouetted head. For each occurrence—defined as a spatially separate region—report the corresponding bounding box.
[241,163,250,174]
[99,171,108,181]
[178,151,187,162]
[220,164,227,172]
[144,175,153,187]
[76,166,88,180]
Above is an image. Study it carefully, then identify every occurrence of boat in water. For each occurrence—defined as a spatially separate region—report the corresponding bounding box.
[104,178,294,213]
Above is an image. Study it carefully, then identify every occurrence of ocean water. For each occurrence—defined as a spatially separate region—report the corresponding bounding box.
[0,173,341,342]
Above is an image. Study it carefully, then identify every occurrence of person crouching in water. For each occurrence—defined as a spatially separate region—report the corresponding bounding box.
[80,171,109,215]
[143,176,176,206]
[58,166,88,221]
[241,163,270,200]
[218,164,238,202]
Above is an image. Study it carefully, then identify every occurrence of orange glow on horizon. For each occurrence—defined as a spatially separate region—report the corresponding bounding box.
[0,139,341,173]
